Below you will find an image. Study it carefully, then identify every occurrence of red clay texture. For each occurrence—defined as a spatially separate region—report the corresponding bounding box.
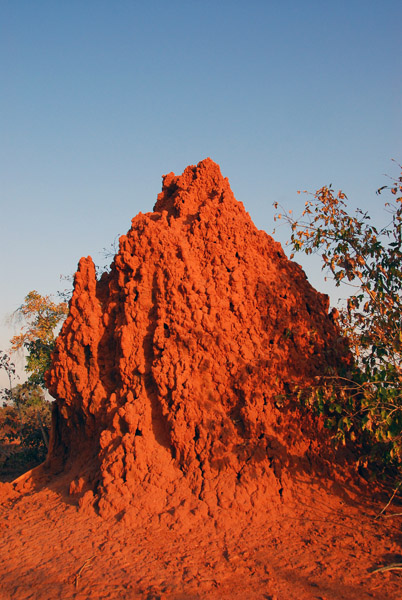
[0,159,401,599]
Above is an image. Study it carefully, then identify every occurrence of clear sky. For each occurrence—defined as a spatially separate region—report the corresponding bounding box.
[0,0,401,381]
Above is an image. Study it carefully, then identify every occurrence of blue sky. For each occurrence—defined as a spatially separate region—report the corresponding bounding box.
[0,1,401,380]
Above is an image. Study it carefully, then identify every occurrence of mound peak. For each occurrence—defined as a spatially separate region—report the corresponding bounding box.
[154,158,231,217]
[46,159,351,521]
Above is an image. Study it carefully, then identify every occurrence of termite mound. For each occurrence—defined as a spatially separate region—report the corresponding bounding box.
[46,158,351,522]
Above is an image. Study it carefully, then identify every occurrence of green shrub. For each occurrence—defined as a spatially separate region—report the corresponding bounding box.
[275,163,402,473]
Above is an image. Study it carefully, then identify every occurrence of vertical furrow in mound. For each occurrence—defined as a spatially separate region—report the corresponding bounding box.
[46,158,351,519]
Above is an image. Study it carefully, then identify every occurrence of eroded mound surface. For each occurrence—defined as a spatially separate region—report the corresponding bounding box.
[46,158,351,519]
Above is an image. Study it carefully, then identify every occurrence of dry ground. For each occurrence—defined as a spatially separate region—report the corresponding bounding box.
[1,467,401,600]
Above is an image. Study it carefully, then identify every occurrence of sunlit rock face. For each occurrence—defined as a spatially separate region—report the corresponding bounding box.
[46,158,350,519]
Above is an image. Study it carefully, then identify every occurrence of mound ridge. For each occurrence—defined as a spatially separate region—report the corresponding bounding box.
[46,158,350,520]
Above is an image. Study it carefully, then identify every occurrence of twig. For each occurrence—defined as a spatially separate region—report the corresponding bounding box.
[371,563,402,574]
[12,463,44,484]
[74,555,95,589]
[375,481,402,519]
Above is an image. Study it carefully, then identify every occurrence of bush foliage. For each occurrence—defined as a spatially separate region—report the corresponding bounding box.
[0,378,51,478]
[275,163,402,473]
[1,292,67,478]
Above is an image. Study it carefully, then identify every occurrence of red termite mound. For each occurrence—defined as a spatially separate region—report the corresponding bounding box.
[46,158,350,521]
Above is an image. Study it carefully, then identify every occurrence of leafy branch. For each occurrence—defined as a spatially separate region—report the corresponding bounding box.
[275,163,402,470]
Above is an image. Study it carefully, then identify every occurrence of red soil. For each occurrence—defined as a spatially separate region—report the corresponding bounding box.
[1,159,401,599]
[1,468,401,599]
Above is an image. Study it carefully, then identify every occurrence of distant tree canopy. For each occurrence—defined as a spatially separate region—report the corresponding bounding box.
[10,291,68,388]
[12,382,45,407]
[275,162,402,472]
